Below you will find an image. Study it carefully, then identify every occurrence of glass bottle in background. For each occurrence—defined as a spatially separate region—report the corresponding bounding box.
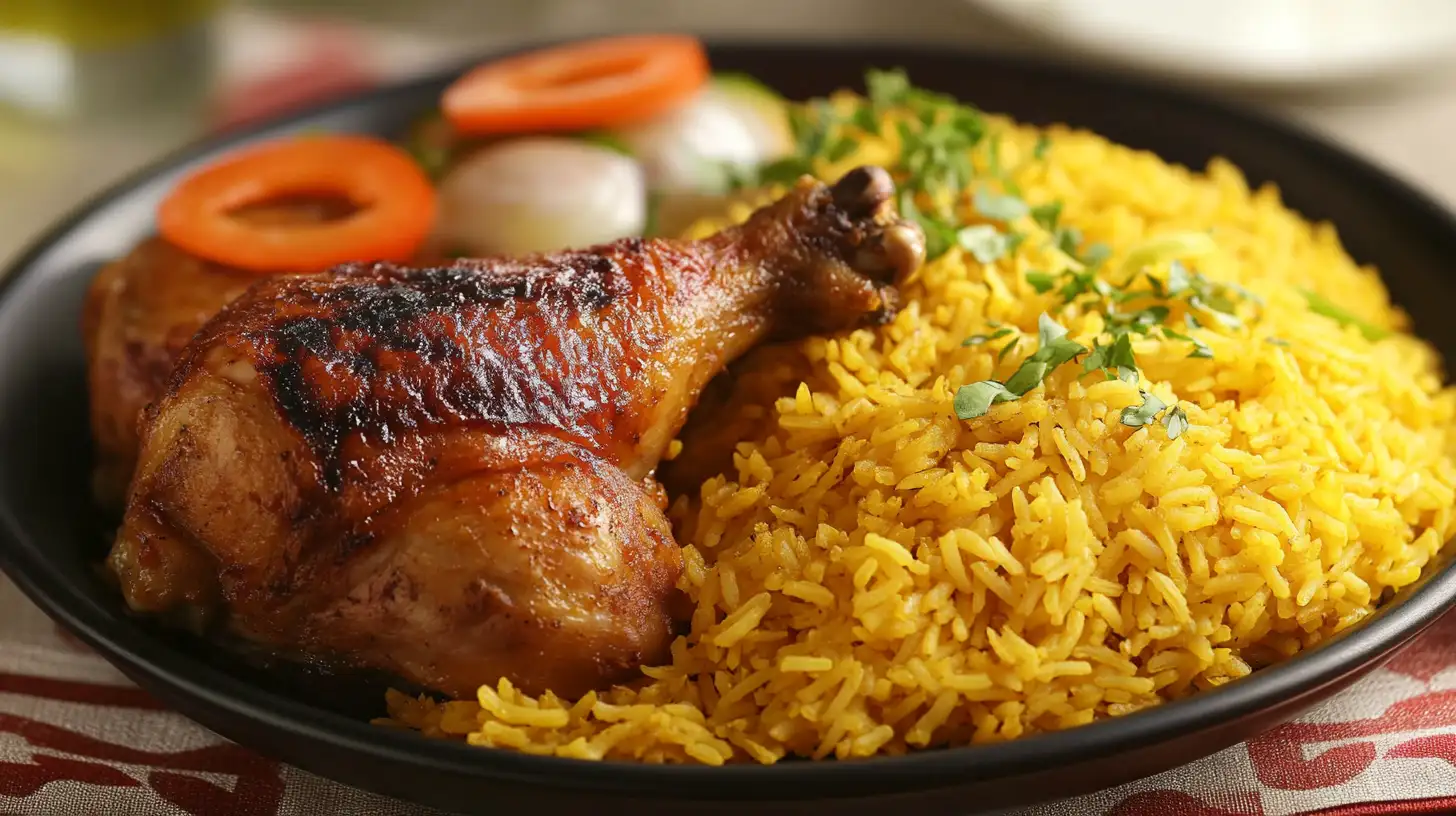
[0,0,222,272]
[0,0,221,123]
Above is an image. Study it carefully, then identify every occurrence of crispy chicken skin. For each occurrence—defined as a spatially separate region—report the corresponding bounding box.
[107,167,925,699]
[83,239,258,508]
[83,202,365,509]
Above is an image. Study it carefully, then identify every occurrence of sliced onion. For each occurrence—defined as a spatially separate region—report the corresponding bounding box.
[615,82,793,197]
[434,137,646,256]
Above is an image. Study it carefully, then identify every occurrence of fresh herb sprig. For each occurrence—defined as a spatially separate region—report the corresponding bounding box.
[954,313,1086,417]
[870,69,996,259]
[1025,255,1252,362]
[730,68,1242,440]
[953,253,1260,439]
[1120,391,1190,440]
[732,67,1044,261]
[953,313,1193,440]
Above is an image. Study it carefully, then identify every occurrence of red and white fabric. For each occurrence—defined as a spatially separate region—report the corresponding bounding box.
[7,574,1456,815]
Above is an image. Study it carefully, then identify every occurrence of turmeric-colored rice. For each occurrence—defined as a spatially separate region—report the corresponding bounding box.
[384,99,1456,764]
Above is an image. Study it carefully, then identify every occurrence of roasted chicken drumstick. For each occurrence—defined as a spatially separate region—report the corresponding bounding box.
[108,166,925,699]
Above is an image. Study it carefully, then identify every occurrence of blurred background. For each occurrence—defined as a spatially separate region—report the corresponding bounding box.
[5,0,1456,268]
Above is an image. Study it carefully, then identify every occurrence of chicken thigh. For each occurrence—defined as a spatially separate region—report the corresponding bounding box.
[108,166,924,699]
[84,240,258,508]
[83,201,366,508]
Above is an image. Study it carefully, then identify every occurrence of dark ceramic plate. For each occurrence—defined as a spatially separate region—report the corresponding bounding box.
[3,41,1456,816]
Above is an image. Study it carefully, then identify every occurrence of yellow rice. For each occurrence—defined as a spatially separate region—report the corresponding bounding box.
[384,100,1456,764]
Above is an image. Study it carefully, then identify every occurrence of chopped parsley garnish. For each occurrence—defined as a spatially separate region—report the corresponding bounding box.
[1162,327,1214,359]
[1166,260,1192,295]
[962,327,1013,346]
[985,133,1005,177]
[1081,242,1113,269]
[953,380,1015,418]
[1034,313,1087,361]
[1025,270,1057,294]
[1030,202,1062,231]
[1052,224,1081,256]
[1120,391,1166,428]
[1083,331,1137,374]
[1026,254,1253,363]
[957,224,1011,263]
[734,67,1004,261]
[1162,405,1190,440]
[954,314,1086,419]
[1118,392,1189,441]
[866,67,912,111]
[823,135,860,163]
[974,187,1029,222]
[1301,289,1391,341]
[730,68,1247,438]
[958,240,1258,432]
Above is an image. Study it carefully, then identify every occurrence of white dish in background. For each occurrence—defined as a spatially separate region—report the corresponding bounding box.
[965,0,1456,86]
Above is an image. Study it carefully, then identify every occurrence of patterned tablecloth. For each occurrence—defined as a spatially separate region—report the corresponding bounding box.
[6,12,1456,816]
[6,573,1456,816]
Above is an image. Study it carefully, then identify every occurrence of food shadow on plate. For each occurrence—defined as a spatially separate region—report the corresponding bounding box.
[0,260,106,554]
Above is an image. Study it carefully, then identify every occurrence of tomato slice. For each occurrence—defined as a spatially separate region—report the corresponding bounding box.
[157,135,437,274]
[442,35,709,135]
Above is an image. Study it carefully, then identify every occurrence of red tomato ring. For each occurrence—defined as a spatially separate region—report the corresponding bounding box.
[157,135,438,274]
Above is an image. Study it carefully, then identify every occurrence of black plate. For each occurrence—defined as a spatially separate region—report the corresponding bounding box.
[3,41,1456,816]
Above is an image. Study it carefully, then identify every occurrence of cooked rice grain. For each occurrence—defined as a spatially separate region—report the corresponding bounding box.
[384,110,1456,763]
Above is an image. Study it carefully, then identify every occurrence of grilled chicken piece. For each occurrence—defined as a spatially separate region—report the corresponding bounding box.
[82,201,362,508]
[83,240,257,508]
[107,167,925,699]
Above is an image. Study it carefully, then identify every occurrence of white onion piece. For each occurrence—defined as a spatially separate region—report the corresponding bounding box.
[712,78,795,165]
[434,137,646,256]
[616,84,792,196]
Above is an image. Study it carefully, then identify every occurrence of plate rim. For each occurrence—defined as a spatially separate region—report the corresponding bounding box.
[961,0,1456,86]
[3,37,1456,801]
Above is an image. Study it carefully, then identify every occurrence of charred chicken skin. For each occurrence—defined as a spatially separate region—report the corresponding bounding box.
[107,167,925,699]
